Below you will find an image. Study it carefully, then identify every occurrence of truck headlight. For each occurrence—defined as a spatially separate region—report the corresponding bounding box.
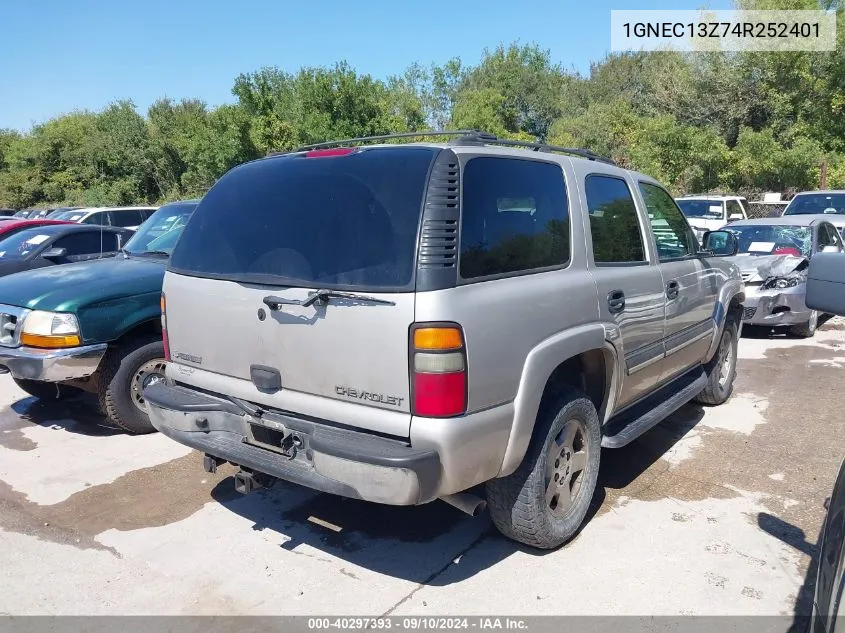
[20,311,81,348]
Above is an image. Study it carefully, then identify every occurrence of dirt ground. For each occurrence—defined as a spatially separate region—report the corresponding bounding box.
[0,320,843,621]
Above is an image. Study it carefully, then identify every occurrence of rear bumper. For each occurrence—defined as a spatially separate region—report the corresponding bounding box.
[144,382,443,505]
[0,343,107,382]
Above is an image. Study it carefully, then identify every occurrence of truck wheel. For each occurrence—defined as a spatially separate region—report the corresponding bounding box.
[97,337,166,435]
[788,310,818,338]
[694,316,738,406]
[12,378,82,401]
[486,386,601,550]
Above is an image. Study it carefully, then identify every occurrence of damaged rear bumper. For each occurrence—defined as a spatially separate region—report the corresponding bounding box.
[143,382,442,506]
[742,284,812,326]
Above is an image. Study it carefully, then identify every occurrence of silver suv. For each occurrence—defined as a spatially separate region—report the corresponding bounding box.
[144,131,745,549]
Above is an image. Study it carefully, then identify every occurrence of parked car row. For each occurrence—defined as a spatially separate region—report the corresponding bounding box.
[675,190,845,339]
[10,205,157,229]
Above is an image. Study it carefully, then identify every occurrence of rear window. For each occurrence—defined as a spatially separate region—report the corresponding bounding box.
[169,148,437,290]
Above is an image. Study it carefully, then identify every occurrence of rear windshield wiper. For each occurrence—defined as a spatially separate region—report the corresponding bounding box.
[263,289,395,310]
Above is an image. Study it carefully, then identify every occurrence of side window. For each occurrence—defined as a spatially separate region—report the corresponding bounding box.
[82,211,110,226]
[52,232,106,256]
[727,199,744,219]
[818,224,841,250]
[110,210,144,228]
[638,182,698,260]
[459,157,570,279]
[584,175,646,264]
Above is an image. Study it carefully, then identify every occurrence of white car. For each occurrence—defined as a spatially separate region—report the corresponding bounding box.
[48,206,158,231]
[675,195,749,241]
[782,190,845,237]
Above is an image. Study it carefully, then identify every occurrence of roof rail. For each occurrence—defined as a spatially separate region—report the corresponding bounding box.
[270,130,485,155]
[267,129,615,165]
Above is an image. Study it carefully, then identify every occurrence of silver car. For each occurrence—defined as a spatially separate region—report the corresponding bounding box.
[143,131,744,549]
[722,216,845,337]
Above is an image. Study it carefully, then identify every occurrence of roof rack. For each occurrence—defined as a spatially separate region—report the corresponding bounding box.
[278,130,485,154]
[268,130,615,165]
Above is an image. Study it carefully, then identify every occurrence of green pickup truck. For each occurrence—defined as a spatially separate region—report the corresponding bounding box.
[0,199,199,433]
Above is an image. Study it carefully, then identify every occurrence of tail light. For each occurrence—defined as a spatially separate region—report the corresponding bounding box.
[410,323,467,417]
[160,293,170,361]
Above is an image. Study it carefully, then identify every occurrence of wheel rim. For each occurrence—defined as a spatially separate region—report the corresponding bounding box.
[544,419,590,517]
[717,330,734,388]
[130,358,167,412]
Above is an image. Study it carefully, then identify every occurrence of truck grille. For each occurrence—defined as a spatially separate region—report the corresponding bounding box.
[0,304,29,347]
[741,272,755,282]
[743,306,757,320]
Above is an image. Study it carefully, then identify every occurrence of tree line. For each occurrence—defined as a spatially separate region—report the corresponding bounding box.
[1,0,842,209]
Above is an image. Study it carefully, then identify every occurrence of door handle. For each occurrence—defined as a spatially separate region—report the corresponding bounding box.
[607,290,625,314]
[666,280,680,300]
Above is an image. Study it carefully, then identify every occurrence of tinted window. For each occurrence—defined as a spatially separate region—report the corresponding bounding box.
[585,175,645,264]
[110,210,144,227]
[54,231,118,255]
[82,211,110,226]
[170,148,436,289]
[639,182,697,260]
[459,158,569,279]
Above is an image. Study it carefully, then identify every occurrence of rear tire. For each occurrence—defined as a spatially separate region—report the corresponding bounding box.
[694,315,738,406]
[12,378,82,401]
[788,310,818,338]
[97,337,166,435]
[486,386,601,550]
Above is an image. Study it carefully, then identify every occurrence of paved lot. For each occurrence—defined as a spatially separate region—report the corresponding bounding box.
[1,321,843,618]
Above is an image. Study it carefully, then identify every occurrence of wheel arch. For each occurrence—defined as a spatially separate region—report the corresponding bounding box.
[705,279,745,362]
[497,323,622,477]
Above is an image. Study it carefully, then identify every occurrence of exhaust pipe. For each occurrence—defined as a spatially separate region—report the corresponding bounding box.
[440,492,487,517]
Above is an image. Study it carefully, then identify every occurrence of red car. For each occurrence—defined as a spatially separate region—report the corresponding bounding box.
[0,219,74,241]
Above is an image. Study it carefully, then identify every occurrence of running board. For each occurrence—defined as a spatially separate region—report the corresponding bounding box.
[601,367,707,449]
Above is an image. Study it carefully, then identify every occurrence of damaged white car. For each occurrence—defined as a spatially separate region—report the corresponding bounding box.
[718,216,844,337]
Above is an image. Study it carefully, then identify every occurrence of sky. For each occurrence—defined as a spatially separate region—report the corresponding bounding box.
[1,0,732,132]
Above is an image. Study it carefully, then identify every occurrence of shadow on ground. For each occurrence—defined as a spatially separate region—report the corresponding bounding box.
[209,404,704,585]
[2,393,120,436]
[758,511,822,632]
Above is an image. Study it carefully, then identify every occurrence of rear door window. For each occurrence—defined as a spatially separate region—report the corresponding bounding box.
[584,175,646,264]
[459,157,569,279]
[82,211,111,226]
[170,148,437,290]
[110,210,144,227]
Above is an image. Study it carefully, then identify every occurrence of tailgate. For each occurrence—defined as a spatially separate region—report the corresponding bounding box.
[164,272,414,437]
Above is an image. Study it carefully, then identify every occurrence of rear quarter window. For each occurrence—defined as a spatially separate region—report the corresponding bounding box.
[169,148,437,291]
[459,157,569,279]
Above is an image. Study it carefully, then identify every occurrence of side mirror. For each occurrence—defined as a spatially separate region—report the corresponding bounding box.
[728,213,744,221]
[41,247,67,259]
[807,252,845,315]
[700,230,738,256]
